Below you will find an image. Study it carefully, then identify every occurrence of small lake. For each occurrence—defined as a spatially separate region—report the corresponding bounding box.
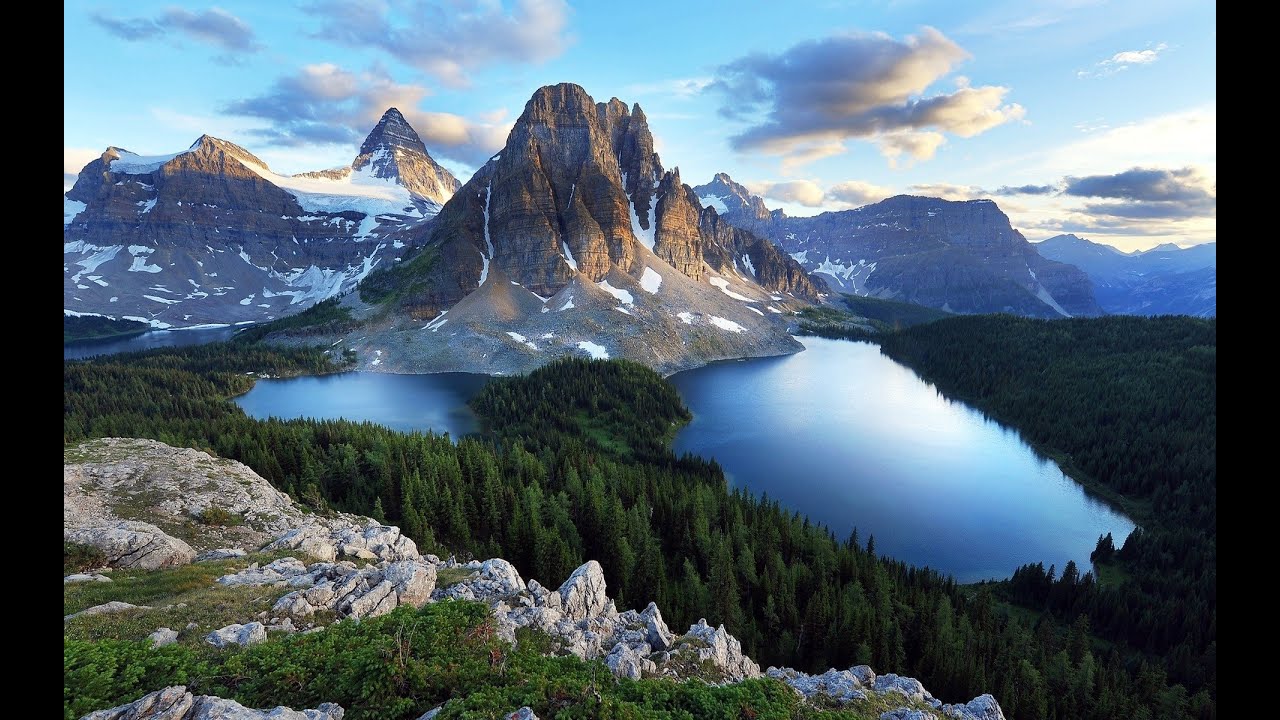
[669,337,1135,582]
[225,336,1133,582]
[64,327,241,360]
[235,372,490,437]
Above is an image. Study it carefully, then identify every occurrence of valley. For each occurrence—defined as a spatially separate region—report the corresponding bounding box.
[64,4,1215,714]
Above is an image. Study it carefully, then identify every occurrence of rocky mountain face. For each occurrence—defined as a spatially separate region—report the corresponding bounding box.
[63,110,458,328]
[1036,234,1216,317]
[696,176,1101,318]
[67,438,1007,720]
[694,172,774,231]
[333,83,822,375]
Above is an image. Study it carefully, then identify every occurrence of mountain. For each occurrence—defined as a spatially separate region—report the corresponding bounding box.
[63,109,458,328]
[333,83,823,375]
[1036,234,1216,317]
[695,172,775,230]
[692,175,1101,318]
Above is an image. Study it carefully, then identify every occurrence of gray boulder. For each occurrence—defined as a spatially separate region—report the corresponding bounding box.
[683,618,762,681]
[875,673,930,703]
[217,558,310,587]
[605,641,651,680]
[558,561,609,621]
[65,573,112,583]
[79,685,344,720]
[197,548,247,561]
[640,602,672,650]
[148,627,179,647]
[941,695,1006,720]
[65,520,196,570]
[766,666,866,703]
[272,560,436,620]
[66,601,152,621]
[205,622,266,648]
[505,709,538,720]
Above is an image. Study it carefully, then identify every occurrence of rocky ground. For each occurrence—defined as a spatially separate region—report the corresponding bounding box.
[65,438,1005,720]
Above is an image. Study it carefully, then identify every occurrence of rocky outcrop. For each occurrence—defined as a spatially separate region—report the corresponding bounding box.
[205,622,266,648]
[65,440,1004,720]
[270,559,437,620]
[264,520,420,563]
[942,695,1006,720]
[80,686,344,720]
[63,110,449,327]
[64,521,196,571]
[680,618,762,681]
[64,438,423,559]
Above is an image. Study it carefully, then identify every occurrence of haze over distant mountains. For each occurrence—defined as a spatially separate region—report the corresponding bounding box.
[1035,234,1216,317]
[694,174,1102,319]
[63,108,457,328]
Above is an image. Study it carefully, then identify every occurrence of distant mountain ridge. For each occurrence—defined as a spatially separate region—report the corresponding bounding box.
[1035,234,1216,317]
[693,175,1101,319]
[63,110,458,328]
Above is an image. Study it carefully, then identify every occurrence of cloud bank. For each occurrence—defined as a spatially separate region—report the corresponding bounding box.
[305,0,571,87]
[91,7,262,54]
[710,28,1025,168]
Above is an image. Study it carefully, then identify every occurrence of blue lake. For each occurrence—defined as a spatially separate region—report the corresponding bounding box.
[64,327,240,360]
[220,335,1134,582]
[670,336,1135,582]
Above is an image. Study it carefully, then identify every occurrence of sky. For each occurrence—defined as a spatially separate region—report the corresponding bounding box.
[64,0,1216,251]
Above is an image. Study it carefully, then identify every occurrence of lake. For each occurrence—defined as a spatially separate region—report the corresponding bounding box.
[231,336,1133,582]
[235,372,490,437]
[669,337,1135,582]
[64,327,241,360]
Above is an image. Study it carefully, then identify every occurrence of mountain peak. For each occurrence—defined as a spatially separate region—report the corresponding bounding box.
[358,107,428,159]
[352,108,460,205]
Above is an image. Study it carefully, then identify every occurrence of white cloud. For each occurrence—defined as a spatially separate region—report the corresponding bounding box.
[826,180,896,207]
[746,179,827,207]
[712,27,1025,170]
[306,0,572,87]
[1079,42,1169,78]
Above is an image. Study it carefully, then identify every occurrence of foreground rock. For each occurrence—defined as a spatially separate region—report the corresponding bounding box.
[205,622,266,648]
[66,440,1004,720]
[64,521,196,570]
[65,438,427,563]
[271,559,437,620]
[66,601,151,621]
[80,685,344,720]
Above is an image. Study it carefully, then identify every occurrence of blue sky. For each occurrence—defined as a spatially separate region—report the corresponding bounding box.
[64,0,1215,251]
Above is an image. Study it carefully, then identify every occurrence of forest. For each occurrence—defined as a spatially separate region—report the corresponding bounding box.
[62,313,1215,720]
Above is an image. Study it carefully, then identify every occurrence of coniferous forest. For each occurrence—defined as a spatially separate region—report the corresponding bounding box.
[63,314,1215,720]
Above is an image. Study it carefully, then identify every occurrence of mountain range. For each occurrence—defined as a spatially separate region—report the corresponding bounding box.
[693,174,1102,318]
[64,81,1215,371]
[1035,234,1216,317]
[63,108,457,328]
